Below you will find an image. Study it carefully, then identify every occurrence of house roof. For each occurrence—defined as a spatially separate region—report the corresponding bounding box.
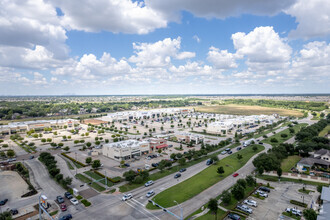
[315,149,330,157]
[298,157,330,167]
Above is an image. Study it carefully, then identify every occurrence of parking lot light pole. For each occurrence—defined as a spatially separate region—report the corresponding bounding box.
[173,200,183,220]
[301,195,304,205]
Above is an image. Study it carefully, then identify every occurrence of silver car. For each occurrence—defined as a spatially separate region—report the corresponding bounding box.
[146,190,155,198]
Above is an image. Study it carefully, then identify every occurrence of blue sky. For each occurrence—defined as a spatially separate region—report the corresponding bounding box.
[0,0,329,95]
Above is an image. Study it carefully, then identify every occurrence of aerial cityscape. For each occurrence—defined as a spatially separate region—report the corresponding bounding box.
[0,1,329,220]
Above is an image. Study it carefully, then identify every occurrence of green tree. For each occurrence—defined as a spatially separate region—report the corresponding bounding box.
[303,209,317,220]
[231,184,245,200]
[92,160,101,169]
[245,175,256,186]
[217,166,224,176]
[237,154,243,161]
[123,170,136,183]
[7,150,15,158]
[237,179,247,189]
[178,158,186,166]
[207,198,219,220]
[63,146,70,152]
[86,142,92,147]
[140,170,149,180]
[211,155,219,163]
[252,145,258,152]
[221,191,232,205]
[85,157,92,165]
[258,166,264,175]
[317,185,323,193]
[277,167,282,179]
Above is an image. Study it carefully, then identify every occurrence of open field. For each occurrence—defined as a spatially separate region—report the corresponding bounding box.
[194,104,304,117]
[319,124,330,137]
[147,145,264,209]
[281,155,301,172]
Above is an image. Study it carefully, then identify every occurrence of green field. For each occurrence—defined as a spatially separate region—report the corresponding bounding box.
[75,173,106,192]
[147,145,265,209]
[281,155,301,172]
[84,171,114,187]
[194,104,303,117]
[319,125,330,137]
[263,123,308,147]
[119,143,240,192]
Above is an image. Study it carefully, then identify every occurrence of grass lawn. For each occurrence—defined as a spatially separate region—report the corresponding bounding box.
[75,173,106,192]
[263,123,308,147]
[84,171,114,187]
[194,104,303,117]
[73,161,83,169]
[65,160,74,170]
[319,124,330,137]
[257,175,329,187]
[147,145,264,209]
[220,185,256,210]
[281,155,301,172]
[298,188,315,194]
[119,143,240,192]
[195,209,227,220]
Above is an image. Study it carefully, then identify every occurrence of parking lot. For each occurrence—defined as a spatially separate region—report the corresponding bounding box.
[230,182,319,220]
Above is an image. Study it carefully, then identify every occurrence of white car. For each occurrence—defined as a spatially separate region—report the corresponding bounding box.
[243,199,257,207]
[146,190,155,198]
[255,190,268,198]
[237,204,252,214]
[286,208,302,216]
[70,198,79,205]
[145,180,154,187]
[221,151,227,155]
[122,193,133,201]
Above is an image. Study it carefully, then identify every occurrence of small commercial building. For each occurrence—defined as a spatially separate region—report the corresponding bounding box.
[175,132,204,144]
[146,138,168,152]
[318,186,330,220]
[102,140,149,161]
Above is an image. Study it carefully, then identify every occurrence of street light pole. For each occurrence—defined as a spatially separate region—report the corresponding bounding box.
[75,152,77,175]
[173,200,183,220]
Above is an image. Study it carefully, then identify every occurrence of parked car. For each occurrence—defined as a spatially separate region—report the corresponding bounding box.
[151,163,159,167]
[174,173,181,178]
[228,213,241,220]
[124,163,130,167]
[0,199,8,206]
[64,192,73,199]
[221,151,227,155]
[60,204,67,211]
[259,186,270,193]
[228,151,233,154]
[59,214,72,220]
[146,190,155,198]
[233,173,239,177]
[145,180,154,187]
[10,209,18,215]
[237,204,253,214]
[255,190,268,197]
[286,208,302,216]
[122,193,133,201]
[179,168,186,173]
[57,196,64,204]
[225,148,231,151]
[70,198,79,205]
[206,159,213,165]
[29,155,34,159]
[236,147,242,151]
[258,142,263,145]
[243,199,257,207]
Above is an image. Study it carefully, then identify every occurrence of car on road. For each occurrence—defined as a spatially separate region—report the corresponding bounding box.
[237,204,252,214]
[145,180,154,187]
[206,159,213,165]
[236,147,242,151]
[243,199,257,207]
[233,173,239,177]
[221,151,227,155]
[258,142,263,145]
[259,186,270,193]
[60,204,67,211]
[228,213,241,220]
[146,190,155,198]
[57,196,64,204]
[228,151,233,154]
[10,209,18,215]
[59,214,72,220]
[122,193,133,201]
[70,198,79,205]
[151,163,159,167]
[179,168,186,172]
[29,155,34,159]
[0,199,8,206]
[124,163,130,167]
[255,190,268,197]
[174,173,181,178]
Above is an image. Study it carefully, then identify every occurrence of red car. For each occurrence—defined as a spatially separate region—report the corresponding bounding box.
[60,204,67,211]
[233,173,239,177]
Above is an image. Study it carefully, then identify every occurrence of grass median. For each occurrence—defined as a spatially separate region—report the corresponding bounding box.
[147,144,265,209]
[119,143,240,192]
[75,173,106,192]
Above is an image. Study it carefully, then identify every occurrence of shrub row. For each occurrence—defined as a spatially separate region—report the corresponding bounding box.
[81,199,91,207]
[61,153,86,167]
[93,170,121,183]
[290,199,307,208]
